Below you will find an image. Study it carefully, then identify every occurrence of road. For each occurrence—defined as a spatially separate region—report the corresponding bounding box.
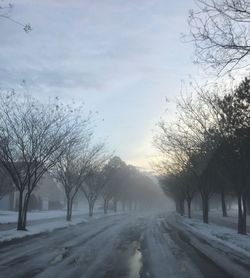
[0,212,231,278]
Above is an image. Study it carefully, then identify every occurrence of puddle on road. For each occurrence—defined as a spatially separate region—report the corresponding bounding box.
[127,241,142,278]
[103,240,143,278]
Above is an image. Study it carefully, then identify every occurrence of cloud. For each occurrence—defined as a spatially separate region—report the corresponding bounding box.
[0,0,198,170]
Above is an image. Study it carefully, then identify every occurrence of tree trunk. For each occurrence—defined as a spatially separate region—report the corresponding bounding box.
[201,194,209,224]
[17,191,30,231]
[89,201,94,217]
[22,193,30,228]
[221,190,227,217]
[246,195,250,216]
[70,200,73,220]
[104,199,109,214]
[66,197,73,221]
[237,193,247,235]
[113,198,117,212]
[66,198,72,221]
[187,199,192,218]
[17,191,24,230]
[243,194,247,233]
[181,199,185,216]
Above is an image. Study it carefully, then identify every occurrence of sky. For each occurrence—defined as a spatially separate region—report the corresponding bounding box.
[0,0,200,171]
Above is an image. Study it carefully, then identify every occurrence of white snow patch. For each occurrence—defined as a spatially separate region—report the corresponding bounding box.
[0,210,126,243]
[0,210,85,224]
[177,215,250,254]
[168,213,250,278]
[0,217,87,242]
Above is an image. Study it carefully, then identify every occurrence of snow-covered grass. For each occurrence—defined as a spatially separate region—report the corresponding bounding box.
[0,217,87,243]
[178,215,250,254]
[193,208,250,223]
[0,209,127,243]
[0,209,85,224]
[167,213,250,278]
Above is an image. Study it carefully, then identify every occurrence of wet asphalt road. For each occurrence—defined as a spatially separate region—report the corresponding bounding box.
[0,212,232,278]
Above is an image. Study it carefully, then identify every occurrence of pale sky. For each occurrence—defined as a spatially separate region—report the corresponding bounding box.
[0,0,200,171]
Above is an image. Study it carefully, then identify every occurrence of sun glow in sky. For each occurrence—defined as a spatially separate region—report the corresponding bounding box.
[0,0,200,171]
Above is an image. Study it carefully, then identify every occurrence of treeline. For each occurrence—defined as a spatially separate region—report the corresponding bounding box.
[0,92,156,230]
[55,154,158,221]
[154,77,250,235]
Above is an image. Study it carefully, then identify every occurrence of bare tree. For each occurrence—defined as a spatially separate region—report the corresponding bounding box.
[154,133,197,218]
[188,0,250,74]
[181,169,197,218]
[54,146,79,221]
[154,88,221,223]
[0,92,79,230]
[82,164,108,217]
[55,140,107,221]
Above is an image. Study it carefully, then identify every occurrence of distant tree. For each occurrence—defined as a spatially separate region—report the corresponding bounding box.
[188,0,250,74]
[54,136,105,221]
[82,166,108,217]
[135,175,160,210]
[120,165,160,212]
[160,174,186,215]
[77,146,110,217]
[101,156,125,214]
[116,165,136,211]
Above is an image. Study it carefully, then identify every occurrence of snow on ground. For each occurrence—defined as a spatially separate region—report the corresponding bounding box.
[0,209,85,224]
[167,213,250,278]
[193,208,250,232]
[0,216,87,242]
[0,208,123,243]
[178,215,250,254]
